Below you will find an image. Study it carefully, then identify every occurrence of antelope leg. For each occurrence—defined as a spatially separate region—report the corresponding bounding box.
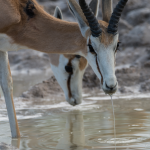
[0,51,20,138]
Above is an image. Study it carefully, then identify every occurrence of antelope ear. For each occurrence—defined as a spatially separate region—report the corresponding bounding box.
[54,6,63,19]
[89,0,100,18]
[66,0,90,38]
[102,0,112,23]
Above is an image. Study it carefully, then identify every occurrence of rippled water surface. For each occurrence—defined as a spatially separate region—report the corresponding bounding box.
[0,95,150,150]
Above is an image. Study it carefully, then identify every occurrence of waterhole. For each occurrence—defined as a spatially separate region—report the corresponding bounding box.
[0,94,150,150]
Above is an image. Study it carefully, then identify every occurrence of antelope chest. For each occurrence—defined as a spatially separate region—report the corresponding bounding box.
[0,34,27,52]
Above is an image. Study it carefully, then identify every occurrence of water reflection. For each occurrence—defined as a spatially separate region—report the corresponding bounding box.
[1,97,150,149]
[11,138,20,149]
[56,110,85,150]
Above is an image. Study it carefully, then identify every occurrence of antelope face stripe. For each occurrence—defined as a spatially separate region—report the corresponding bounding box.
[66,57,74,99]
[88,39,103,85]
[96,56,103,85]
[67,74,72,98]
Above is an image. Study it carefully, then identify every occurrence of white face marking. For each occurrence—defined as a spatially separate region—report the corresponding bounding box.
[84,34,119,94]
[0,34,27,52]
[50,54,87,106]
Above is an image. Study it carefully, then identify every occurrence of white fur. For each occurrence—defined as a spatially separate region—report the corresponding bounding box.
[50,55,87,106]
[85,35,119,94]
[67,0,119,94]
[0,34,27,52]
[51,6,87,106]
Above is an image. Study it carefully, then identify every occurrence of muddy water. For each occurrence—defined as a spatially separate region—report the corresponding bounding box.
[0,95,150,150]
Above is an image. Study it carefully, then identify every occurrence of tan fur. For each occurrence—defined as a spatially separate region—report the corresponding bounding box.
[64,55,87,71]
[63,54,75,60]
[99,20,114,46]
[79,57,87,71]
[0,0,86,55]
[8,62,20,138]
[49,54,60,66]
[0,0,113,55]
[0,0,20,32]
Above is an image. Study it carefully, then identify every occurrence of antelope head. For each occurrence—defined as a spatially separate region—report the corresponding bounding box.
[67,0,128,94]
[50,54,87,106]
[50,7,88,106]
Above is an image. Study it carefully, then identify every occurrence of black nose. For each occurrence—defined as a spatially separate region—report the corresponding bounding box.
[71,99,77,106]
[106,83,117,90]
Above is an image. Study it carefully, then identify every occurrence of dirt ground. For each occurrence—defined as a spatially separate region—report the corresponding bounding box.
[7,0,150,99]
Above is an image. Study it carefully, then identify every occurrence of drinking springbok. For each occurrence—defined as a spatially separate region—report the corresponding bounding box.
[0,0,128,138]
[51,0,100,106]
[50,6,88,106]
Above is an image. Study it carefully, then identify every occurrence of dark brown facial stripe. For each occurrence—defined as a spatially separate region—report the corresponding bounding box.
[114,51,116,66]
[66,57,74,98]
[96,57,103,85]
[67,74,72,98]
[88,39,104,85]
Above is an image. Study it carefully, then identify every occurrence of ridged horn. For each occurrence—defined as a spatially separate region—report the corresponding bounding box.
[79,0,102,37]
[107,0,128,34]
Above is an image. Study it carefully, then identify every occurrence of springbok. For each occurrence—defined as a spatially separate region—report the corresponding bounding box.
[51,1,101,106]
[50,6,88,106]
[0,0,128,138]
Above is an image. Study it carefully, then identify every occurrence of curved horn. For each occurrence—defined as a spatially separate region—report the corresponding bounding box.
[102,0,113,23]
[107,0,128,34]
[79,0,102,37]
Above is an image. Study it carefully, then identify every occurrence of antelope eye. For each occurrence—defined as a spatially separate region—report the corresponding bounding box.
[75,55,81,58]
[65,66,73,74]
[88,44,97,55]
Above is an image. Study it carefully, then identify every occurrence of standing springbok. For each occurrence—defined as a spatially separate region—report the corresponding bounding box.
[50,6,88,106]
[0,0,128,138]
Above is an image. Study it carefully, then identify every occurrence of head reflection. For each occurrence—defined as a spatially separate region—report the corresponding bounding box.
[56,110,85,150]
